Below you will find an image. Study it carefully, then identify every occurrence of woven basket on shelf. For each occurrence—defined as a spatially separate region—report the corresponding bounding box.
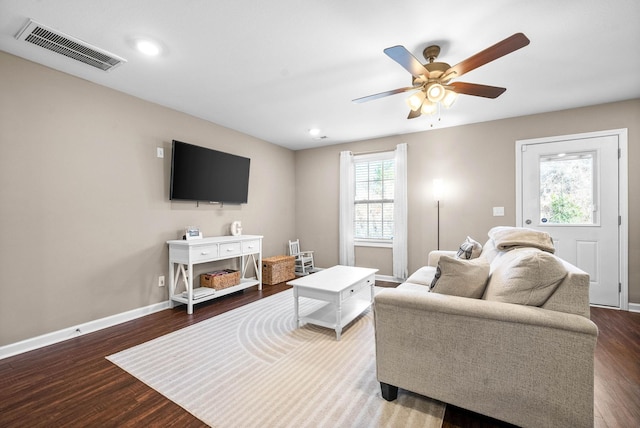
[200,269,240,290]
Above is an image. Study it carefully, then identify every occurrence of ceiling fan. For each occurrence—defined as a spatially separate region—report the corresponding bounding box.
[353,33,530,119]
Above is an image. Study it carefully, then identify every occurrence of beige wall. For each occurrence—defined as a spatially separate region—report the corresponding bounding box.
[1,49,638,348]
[0,52,296,346]
[295,99,640,302]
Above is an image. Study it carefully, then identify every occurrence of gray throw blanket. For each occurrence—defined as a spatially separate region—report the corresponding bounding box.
[488,226,555,253]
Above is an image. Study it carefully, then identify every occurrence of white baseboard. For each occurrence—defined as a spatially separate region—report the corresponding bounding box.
[375,274,402,284]
[628,303,640,313]
[0,301,170,360]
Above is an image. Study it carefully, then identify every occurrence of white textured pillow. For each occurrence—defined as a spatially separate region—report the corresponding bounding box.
[483,248,567,306]
[430,255,490,298]
[456,236,483,259]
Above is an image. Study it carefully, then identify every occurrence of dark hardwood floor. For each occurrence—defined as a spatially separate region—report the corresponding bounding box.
[1,282,638,427]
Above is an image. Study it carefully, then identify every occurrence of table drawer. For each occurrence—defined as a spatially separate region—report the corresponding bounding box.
[190,244,219,262]
[341,275,374,300]
[242,240,260,254]
[220,242,242,257]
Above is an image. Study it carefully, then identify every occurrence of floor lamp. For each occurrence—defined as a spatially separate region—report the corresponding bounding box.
[433,179,444,250]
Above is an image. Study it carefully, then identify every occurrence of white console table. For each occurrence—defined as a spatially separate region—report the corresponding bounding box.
[167,235,263,314]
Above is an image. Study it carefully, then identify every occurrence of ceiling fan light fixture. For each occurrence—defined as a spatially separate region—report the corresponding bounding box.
[406,90,426,111]
[357,33,530,120]
[426,83,445,103]
[442,89,458,108]
[421,100,437,115]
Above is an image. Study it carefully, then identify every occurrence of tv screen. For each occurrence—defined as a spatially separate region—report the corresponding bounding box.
[170,140,250,203]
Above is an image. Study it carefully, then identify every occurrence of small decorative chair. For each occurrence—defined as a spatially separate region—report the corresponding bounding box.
[288,239,315,275]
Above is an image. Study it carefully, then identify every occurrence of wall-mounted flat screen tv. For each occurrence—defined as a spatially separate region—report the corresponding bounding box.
[170,140,250,204]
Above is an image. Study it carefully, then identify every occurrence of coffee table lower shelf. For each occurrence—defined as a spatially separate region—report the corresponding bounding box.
[299,297,371,338]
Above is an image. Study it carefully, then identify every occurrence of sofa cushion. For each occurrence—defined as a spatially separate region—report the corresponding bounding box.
[397,282,432,293]
[405,266,437,287]
[456,236,483,259]
[430,255,490,298]
[484,248,567,306]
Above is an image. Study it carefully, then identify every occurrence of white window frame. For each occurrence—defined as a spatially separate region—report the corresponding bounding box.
[353,151,395,248]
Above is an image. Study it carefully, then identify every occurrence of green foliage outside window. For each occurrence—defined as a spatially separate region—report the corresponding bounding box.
[539,153,594,225]
[549,194,584,223]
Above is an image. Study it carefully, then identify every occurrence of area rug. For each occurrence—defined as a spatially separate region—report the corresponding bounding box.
[107,288,445,427]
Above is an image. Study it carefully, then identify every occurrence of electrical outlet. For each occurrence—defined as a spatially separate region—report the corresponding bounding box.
[158,275,165,287]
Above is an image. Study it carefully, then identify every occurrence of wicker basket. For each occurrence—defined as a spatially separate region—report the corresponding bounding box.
[262,255,295,285]
[200,269,240,290]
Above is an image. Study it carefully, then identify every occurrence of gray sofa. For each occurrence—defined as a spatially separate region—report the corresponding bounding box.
[374,228,598,427]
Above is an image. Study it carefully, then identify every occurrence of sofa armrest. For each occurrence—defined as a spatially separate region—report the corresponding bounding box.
[374,289,598,427]
[427,250,457,267]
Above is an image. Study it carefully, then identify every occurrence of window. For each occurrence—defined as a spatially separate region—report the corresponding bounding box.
[539,151,596,225]
[354,153,395,241]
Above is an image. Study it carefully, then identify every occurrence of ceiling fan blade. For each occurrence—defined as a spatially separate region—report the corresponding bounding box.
[384,45,430,78]
[449,81,507,98]
[445,33,530,79]
[352,86,418,103]
[407,109,422,119]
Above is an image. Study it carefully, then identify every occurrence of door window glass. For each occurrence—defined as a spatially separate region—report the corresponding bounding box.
[539,151,596,225]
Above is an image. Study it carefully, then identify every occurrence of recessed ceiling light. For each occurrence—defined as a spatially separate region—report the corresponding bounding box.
[308,128,321,137]
[136,39,161,56]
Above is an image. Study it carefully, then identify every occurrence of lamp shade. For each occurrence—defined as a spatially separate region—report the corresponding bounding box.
[442,89,457,108]
[406,90,426,111]
[421,100,437,115]
[426,83,445,102]
[433,179,444,201]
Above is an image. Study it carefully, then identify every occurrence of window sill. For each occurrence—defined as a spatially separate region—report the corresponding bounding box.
[354,239,393,248]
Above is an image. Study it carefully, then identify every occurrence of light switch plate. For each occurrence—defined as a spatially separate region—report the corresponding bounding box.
[493,206,505,216]
[157,147,164,158]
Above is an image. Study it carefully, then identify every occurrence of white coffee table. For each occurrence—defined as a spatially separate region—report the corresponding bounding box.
[287,265,378,340]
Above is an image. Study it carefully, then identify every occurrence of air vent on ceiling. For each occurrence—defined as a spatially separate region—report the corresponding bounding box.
[15,19,126,71]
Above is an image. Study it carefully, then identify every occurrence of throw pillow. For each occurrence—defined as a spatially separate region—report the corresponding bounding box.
[488,226,555,253]
[483,248,567,306]
[456,236,483,259]
[430,255,490,298]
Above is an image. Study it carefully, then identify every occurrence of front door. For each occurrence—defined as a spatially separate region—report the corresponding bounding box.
[518,132,620,307]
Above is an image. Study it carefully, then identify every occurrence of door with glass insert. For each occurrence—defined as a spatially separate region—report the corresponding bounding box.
[520,135,619,307]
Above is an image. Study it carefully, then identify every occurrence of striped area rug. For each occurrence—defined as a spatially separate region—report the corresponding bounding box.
[107,288,445,428]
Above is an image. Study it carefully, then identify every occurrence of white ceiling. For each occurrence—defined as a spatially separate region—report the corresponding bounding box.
[1,0,639,150]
